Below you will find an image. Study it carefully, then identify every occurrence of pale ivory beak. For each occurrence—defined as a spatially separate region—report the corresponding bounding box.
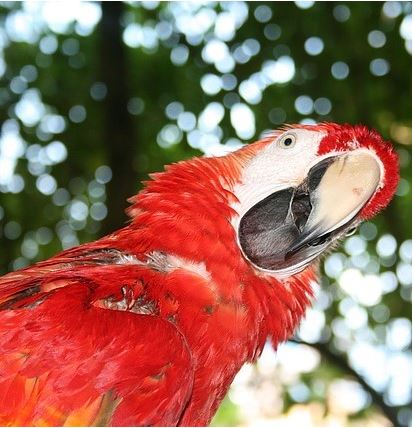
[288,151,382,254]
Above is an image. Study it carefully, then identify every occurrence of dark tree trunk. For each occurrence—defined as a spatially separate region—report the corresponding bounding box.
[99,1,137,235]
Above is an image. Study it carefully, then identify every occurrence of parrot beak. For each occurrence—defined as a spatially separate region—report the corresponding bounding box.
[238,150,382,276]
[286,151,382,256]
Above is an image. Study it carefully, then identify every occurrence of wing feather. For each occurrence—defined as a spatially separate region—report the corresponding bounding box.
[0,247,194,426]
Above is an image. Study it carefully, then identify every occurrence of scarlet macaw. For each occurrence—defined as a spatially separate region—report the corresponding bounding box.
[0,123,399,426]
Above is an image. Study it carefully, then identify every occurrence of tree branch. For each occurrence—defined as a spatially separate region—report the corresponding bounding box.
[289,338,400,426]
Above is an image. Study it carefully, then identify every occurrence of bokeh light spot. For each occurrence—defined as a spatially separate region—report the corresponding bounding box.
[304,37,324,55]
[383,1,402,19]
[171,44,189,65]
[95,165,112,184]
[90,82,107,101]
[177,111,196,132]
[45,141,67,163]
[36,174,57,195]
[314,97,332,115]
[399,240,412,263]
[69,105,87,123]
[376,234,397,257]
[39,34,58,54]
[294,95,313,115]
[295,1,315,10]
[127,98,145,115]
[239,80,262,105]
[198,102,225,132]
[368,30,386,48]
[333,5,351,22]
[90,202,107,221]
[221,74,237,91]
[4,221,22,240]
[254,5,272,23]
[380,271,398,293]
[215,12,236,41]
[165,101,184,120]
[201,74,222,95]
[230,103,255,139]
[20,64,37,82]
[157,124,182,148]
[331,61,349,79]
[264,23,281,41]
[370,58,390,76]
[262,56,296,84]
[397,262,412,286]
[345,235,367,256]
[359,222,377,240]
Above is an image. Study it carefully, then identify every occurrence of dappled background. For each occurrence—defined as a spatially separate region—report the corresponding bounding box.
[0,1,411,426]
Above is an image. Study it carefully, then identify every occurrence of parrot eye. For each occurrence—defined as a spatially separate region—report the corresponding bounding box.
[279,134,296,149]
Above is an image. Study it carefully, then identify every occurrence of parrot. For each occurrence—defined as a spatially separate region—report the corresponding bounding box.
[0,123,399,426]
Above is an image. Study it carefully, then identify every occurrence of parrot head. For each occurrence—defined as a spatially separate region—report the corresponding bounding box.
[229,123,399,278]
[130,122,398,283]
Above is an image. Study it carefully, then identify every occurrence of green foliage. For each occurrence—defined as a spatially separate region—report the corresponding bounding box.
[211,396,242,427]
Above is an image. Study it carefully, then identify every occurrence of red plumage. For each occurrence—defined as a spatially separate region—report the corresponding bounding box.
[0,123,398,426]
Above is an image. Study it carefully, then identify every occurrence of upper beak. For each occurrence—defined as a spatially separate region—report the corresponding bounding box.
[287,151,382,256]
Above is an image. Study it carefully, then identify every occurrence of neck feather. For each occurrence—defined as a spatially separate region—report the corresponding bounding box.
[119,155,317,355]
